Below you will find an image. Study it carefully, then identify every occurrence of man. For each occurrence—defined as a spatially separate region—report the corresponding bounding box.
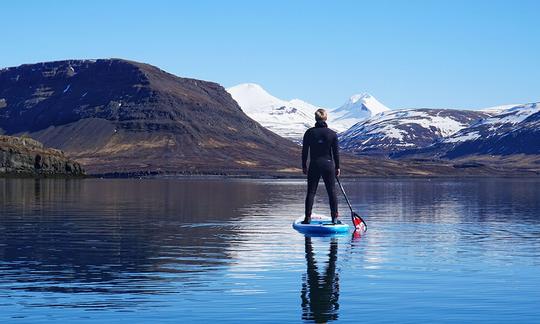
[301,108,340,224]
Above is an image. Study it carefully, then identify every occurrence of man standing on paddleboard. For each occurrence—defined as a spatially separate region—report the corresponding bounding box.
[301,108,340,224]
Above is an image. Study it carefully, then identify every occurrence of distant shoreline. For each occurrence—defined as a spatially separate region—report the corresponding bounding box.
[3,173,539,180]
[3,167,539,180]
[0,173,88,179]
[88,171,540,180]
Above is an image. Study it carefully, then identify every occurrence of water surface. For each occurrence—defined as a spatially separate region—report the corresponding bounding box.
[0,178,539,323]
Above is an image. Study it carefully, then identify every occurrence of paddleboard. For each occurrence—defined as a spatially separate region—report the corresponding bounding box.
[292,215,350,235]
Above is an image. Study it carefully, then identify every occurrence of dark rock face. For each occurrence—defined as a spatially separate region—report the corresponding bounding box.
[0,59,298,175]
[0,135,84,176]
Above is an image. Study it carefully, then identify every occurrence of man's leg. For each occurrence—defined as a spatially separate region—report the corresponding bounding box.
[321,161,338,223]
[304,166,321,224]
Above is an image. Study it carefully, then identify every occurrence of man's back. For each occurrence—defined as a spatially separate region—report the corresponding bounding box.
[302,122,340,169]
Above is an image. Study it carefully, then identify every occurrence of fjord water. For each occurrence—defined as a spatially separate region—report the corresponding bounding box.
[1,178,539,323]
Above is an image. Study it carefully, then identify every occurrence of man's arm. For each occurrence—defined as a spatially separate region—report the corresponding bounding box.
[332,134,340,173]
[302,131,309,173]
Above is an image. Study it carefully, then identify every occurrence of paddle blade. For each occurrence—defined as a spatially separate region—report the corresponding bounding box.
[352,212,367,232]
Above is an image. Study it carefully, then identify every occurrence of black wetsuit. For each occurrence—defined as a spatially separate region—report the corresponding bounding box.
[302,121,340,220]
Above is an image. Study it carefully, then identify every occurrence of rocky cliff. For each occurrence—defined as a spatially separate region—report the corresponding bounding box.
[0,135,84,176]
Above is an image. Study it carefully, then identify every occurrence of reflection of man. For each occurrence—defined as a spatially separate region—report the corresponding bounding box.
[301,237,340,322]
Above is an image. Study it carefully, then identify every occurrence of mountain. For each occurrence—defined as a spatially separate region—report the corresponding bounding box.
[401,103,540,159]
[1,135,83,176]
[339,109,488,156]
[226,84,390,139]
[2,59,536,177]
[479,103,521,115]
[226,83,317,140]
[331,94,390,132]
[0,59,298,175]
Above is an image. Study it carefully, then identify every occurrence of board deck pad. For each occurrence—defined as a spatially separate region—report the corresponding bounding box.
[292,215,350,235]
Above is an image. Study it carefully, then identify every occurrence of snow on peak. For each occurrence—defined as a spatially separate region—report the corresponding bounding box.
[227,83,321,114]
[330,93,390,132]
[288,98,319,113]
[349,93,371,103]
[226,83,282,113]
[338,93,389,114]
[479,103,521,115]
[226,83,322,140]
[226,83,392,138]
[229,82,267,95]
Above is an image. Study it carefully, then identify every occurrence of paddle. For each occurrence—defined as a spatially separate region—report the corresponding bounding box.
[336,177,367,232]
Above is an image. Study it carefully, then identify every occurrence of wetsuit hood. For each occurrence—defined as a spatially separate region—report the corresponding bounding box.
[315,121,328,128]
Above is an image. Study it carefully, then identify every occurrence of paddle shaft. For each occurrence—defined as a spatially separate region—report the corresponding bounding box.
[336,177,354,213]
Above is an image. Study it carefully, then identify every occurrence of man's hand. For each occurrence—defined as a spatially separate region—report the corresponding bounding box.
[303,167,307,175]
[335,168,341,177]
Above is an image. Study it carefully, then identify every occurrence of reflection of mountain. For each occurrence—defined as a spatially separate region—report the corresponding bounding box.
[302,237,340,322]
[0,178,282,297]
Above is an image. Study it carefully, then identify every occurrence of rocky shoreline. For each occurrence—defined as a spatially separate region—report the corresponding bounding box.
[0,135,84,177]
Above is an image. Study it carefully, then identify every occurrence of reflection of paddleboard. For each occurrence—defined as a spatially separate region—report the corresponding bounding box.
[292,215,350,235]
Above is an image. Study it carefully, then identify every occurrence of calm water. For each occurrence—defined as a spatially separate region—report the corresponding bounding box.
[1,178,540,323]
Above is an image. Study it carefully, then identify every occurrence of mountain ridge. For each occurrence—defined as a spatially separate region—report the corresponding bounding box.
[395,103,540,159]
[1,59,538,177]
[226,83,390,139]
[0,59,299,175]
[339,108,489,156]
[227,83,539,162]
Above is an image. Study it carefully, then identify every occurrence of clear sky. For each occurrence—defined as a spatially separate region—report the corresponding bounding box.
[1,0,539,109]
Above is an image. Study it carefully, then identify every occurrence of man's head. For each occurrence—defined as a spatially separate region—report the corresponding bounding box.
[315,108,328,122]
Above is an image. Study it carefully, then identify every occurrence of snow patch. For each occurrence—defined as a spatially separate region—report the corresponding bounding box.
[339,108,481,153]
[440,103,539,145]
[444,131,481,143]
[480,104,520,115]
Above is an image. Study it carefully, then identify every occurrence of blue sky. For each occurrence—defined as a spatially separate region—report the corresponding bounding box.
[1,0,539,109]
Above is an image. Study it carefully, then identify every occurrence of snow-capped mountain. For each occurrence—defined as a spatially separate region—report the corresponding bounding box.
[443,103,539,144]
[339,109,489,156]
[479,104,521,115]
[227,83,318,139]
[420,103,540,158]
[227,83,539,160]
[226,83,390,139]
[331,94,390,132]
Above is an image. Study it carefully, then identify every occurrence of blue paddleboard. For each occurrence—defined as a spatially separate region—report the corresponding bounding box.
[292,215,350,235]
